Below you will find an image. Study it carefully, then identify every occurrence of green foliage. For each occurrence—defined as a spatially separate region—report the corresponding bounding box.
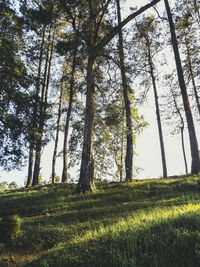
[38,174,43,185]
[0,176,200,266]
[0,181,8,191]
[0,0,31,170]
[55,176,61,183]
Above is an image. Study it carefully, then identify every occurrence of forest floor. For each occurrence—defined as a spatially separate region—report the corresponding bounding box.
[0,175,200,266]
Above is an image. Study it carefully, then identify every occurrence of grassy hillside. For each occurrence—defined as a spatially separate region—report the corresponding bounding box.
[0,175,200,266]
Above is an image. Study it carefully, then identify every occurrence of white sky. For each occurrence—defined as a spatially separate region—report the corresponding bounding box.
[0,0,199,186]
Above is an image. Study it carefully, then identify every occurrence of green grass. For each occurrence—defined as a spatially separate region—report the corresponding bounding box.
[0,175,200,266]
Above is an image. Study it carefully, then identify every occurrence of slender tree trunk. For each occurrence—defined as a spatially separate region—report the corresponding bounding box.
[61,48,78,183]
[26,25,46,187]
[184,32,200,117]
[120,109,125,182]
[32,28,55,185]
[77,55,95,193]
[180,125,188,174]
[116,0,133,182]
[164,0,200,174]
[52,85,63,184]
[26,147,34,187]
[32,30,51,186]
[90,126,95,188]
[171,89,188,174]
[148,50,167,177]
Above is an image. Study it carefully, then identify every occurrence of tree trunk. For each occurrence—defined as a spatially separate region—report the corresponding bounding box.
[32,28,55,185]
[164,0,200,174]
[148,49,167,177]
[184,32,200,117]
[77,0,162,192]
[26,147,34,187]
[116,0,133,182]
[26,25,46,187]
[77,1,96,192]
[180,125,188,174]
[171,89,188,174]
[32,148,41,186]
[62,48,78,183]
[77,55,95,193]
[120,109,125,182]
[52,85,63,184]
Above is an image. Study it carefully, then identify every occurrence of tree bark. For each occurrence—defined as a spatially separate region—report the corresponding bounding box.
[164,0,200,174]
[148,48,167,178]
[52,85,63,184]
[77,1,96,192]
[77,55,95,193]
[116,0,133,182]
[61,47,78,183]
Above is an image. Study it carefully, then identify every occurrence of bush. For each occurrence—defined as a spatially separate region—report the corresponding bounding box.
[0,215,21,245]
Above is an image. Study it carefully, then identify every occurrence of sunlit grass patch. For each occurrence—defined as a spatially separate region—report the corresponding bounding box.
[28,199,200,266]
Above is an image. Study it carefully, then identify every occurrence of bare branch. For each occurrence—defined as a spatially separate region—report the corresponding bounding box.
[96,0,161,50]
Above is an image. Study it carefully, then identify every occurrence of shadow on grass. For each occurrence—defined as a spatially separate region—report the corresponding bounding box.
[0,177,199,218]
[0,177,200,266]
[14,191,199,258]
[27,207,200,267]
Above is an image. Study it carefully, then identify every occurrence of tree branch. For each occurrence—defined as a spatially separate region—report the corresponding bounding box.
[96,0,161,50]
[95,0,113,36]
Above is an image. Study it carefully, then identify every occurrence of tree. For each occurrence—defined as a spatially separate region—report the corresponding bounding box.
[174,2,200,118]
[116,0,134,182]
[61,40,79,183]
[170,86,188,174]
[51,83,63,184]
[54,16,85,184]
[21,0,59,186]
[32,26,56,186]
[0,0,31,170]
[164,0,200,174]
[26,22,47,187]
[135,16,167,178]
[76,0,161,193]
[162,73,188,174]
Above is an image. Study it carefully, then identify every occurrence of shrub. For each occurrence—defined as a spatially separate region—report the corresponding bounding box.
[0,215,21,245]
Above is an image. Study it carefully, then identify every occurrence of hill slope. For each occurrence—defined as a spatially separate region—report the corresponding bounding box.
[0,176,200,266]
